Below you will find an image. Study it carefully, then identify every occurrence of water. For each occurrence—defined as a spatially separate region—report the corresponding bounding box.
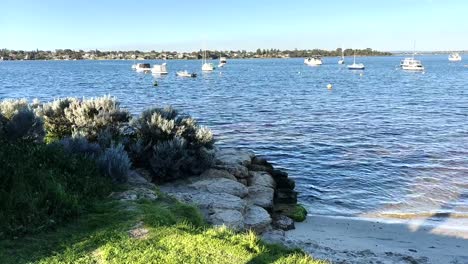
[1,56,467,228]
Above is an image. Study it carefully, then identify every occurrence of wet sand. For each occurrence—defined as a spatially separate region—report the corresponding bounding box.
[280,215,468,263]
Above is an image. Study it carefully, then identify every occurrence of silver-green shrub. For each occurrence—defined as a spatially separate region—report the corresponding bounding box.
[58,137,101,158]
[97,144,131,183]
[64,96,130,142]
[131,107,215,182]
[0,98,29,119]
[36,98,76,143]
[0,99,44,142]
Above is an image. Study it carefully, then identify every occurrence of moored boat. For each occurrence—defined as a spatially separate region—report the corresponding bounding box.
[400,58,424,71]
[151,63,168,74]
[304,56,323,66]
[134,63,151,73]
[347,53,365,70]
[448,52,462,62]
[176,70,197,77]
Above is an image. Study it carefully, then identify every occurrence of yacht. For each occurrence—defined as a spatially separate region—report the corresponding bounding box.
[448,52,462,62]
[176,70,197,78]
[304,56,323,66]
[347,53,365,70]
[338,46,345,64]
[201,47,214,71]
[151,63,168,74]
[400,58,424,71]
[134,63,151,73]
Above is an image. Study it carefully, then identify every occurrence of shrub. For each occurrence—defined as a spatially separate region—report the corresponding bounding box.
[0,99,45,142]
[57,137,102,158]
[36,98,76,143]
[131,107,215,182]
[64,96,130,142]
[0,140,111,237]
[98,144,131,183]
[0,98,29,119]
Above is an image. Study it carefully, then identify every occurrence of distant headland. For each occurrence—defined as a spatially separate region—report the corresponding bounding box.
[0,48,392,61]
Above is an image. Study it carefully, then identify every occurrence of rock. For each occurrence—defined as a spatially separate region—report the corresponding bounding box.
[215,163,250,179]
[274,189,298,204]
[274,204,307,222]
[275,177,295,190]
[272,215,295,230]
[215,148,254,166]
[168,191,247,213]
[111,187,158,201]
[261,229,285,244]
[200,169,237,181]
[127,170,155,188]
[238,178,248,186]
[251,156,273,167]
[248,185,274,209]
[128,221,149,239]
[244,205,272,233]
[247,164,273,173]
[270,169,288,180]
[191,178,248,198]
[209,209,245,230]
[250,171,276,188]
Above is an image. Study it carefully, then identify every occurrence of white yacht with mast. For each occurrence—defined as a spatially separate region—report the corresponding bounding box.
[400,42,424,71]
[218,56,227,67]
[151,63,168,74]
[448,52,462,62]
[347,51,365,70]
[202,48,214,71]
[338,46,345,64]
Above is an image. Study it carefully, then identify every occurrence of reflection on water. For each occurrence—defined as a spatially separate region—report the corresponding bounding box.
[1,56,467,229]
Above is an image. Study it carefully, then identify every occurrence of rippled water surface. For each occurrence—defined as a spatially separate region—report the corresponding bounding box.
[1,56,467,226]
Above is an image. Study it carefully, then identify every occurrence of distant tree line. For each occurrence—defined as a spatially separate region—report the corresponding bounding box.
[0,47,392,61]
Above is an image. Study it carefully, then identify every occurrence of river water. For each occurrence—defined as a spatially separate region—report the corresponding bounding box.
[1,56,467,229]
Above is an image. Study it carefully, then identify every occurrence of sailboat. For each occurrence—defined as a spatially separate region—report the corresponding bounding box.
[347,51,365,70]
[338,46,345,64]
[202,48,214,71]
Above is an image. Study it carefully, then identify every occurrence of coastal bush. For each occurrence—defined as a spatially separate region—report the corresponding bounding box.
[98,144,131,183]
[36,98,76,143]
[0,140,111,237]
[64,96,130,142]
[57,136,102,157]
[0,99,45,142]
[131,107,215,182]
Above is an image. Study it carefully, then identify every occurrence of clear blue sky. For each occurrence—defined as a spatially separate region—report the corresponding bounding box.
[1,0,467,51]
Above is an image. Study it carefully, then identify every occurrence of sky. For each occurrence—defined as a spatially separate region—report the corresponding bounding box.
[1,0,467,52]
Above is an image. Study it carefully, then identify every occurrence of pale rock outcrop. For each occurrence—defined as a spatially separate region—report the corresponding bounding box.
[215,148,254,166]
[209,209,245,230]
[199,169,237,181]
[247,185,274,209]
[250,171,276,188]
[191,178,248,198]
[244,205,272,233]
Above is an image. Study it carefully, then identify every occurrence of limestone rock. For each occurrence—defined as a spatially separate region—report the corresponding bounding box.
[250,171,276,188]
[244,205,272,233]
[215,148,254,166]
[200,169,237,181]
[272,215,295,230]
[168,191,247,213]
[214,163,250,179]
[261,229,286,244]
[111,187,158,201]
[248,185,274,209]
[209,209,245,230]
[191,178,248,198]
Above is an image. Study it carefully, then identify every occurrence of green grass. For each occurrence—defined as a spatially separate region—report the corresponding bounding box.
[0,195,326,264]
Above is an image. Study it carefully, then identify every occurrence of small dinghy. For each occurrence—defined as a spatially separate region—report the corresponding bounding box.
[176,70,197,77]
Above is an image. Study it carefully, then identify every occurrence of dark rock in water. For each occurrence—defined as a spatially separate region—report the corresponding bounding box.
[272,214,295,230]
[251,156,273,167]
[273,204,307,222]
[247,164,273,174]
[275,177,295,190]
[270,169,288,180]
[274,189,298,204]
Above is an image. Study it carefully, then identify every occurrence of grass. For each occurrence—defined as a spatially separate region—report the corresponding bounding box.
[0,194,327,264]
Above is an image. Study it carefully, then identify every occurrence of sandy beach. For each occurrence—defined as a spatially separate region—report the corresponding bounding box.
[264,215,468,264]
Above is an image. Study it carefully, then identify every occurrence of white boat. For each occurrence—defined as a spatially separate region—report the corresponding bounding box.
[304,56,323,66]
[338,46,345,64]
[448,52,462,62]
[218,57,227,67]
[400,58,424,71]
[202,49,214,71]
[347,53,365,70]
[176,70,197,78]
[151,63,168,74]
[401,42,424,71]
[134,63,151,73]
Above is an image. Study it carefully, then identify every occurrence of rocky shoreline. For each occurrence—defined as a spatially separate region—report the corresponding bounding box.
[112,147,304,234]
